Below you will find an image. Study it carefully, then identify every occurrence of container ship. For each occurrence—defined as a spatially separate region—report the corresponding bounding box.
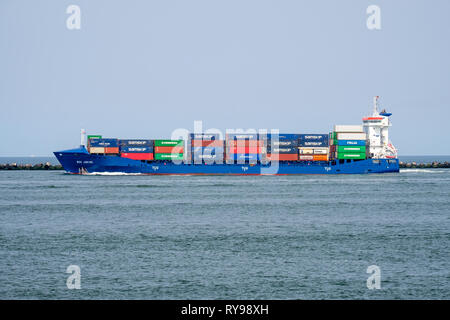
[54,97,399,175]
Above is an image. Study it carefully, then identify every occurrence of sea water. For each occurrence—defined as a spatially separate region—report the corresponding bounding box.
[0,168,449,299]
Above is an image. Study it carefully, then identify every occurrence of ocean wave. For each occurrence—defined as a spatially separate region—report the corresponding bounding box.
[6,185,70,190]
[400,169,449,173]
[135,184,170,188]
[85,172,144,176]
[99,184,171,188]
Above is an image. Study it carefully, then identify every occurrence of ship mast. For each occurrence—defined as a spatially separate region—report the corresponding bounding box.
[80,129,86,147]
[372,96,379,116]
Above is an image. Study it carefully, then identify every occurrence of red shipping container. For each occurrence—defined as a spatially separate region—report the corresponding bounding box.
[266,154,298,161]
[228,146,261,154]
[120,153,154,160]
[227,140,264,148]
[154,146,184,153]
[299,155,314,161]
[105,147,119,154]
[191,140,224,147]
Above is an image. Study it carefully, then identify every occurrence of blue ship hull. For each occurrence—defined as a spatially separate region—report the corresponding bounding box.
[54,147,399,175]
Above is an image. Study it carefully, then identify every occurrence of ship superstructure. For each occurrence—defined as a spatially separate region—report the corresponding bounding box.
[363,96,398,159]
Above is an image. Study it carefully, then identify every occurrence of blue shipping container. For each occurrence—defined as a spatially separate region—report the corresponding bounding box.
[262,133,300,140]
[299,134,329,142]
[226,133,258,140]
[119,139,153,147]
[337,140,366,146]
[190,133,222,140]
[89,138,119,147]
[192,147,224,154]
[120,146,154,153]
[266,139,299,147]
[192,154,224,161]
[266,146,298,154]
[299,140,329,147]
[228,154,261,161]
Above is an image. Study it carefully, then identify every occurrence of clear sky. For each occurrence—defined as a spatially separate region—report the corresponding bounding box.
[1,0,449,156]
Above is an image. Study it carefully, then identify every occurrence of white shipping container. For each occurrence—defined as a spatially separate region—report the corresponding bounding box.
[334,125,364,133]
[313,149,329,154]
[299,148,314,154]
[337,132,367,140]
[89,147,105,153]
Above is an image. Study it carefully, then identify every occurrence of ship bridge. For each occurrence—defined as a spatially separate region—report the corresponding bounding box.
[363,96,397,159]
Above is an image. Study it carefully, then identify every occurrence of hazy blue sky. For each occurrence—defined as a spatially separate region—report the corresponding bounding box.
[1,0,449,156]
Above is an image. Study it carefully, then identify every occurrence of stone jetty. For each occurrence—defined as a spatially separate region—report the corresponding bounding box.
[0,162,63,170]
[399,161,450,169]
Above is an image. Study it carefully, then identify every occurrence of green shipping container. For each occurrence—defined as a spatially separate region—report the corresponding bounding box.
[336,152,366,160]
[337,146,366,153]
[88,135,102,140]
[330,132,337,139]
[154,140,184,147]
[154,153,184,160]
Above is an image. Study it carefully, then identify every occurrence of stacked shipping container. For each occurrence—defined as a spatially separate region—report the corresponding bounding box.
[119,140,154,160]
[85,125,370,164]
[154,140,184,160]
[263,134,299,161]
[88,138,119,154]
[298,134,329,161]
[226,134,261,162]
[191,133,224,163]
[331,125,367,160]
